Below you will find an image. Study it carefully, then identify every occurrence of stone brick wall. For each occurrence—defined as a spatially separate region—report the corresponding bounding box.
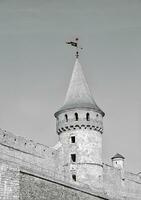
[19,170,109,200]
[0,161,19,200]
[0,128,55,158]
[56,109,103,189]
[103,164,141,199]
[0,128,57,174]
[0,128,141,200]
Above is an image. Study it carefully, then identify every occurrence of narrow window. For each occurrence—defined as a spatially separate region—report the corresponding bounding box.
[86,113,90,121]
[71,154,76,162]
[71,136,75,143]
[72,174,76,181]
[65,114,68,122]
[75,113,78,121]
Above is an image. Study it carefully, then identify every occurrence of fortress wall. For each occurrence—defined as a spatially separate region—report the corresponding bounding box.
[103,164,141,199]
[0,159,110,200]
[103,164,121,198]
[0,128,53,157]
[121,171,141,199]
[124,171,141,183]
[0,129,56,172]
[0,161,19,200]
[19,169,109,200]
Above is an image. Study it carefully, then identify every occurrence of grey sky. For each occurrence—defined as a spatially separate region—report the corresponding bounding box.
[0,0,141,173]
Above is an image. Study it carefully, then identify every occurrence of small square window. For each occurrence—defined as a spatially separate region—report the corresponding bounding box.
[71,136,75,143]
[71,154,76,162]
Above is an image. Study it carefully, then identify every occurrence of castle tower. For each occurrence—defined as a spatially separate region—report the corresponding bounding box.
[54,59,105,189]
[111,153,125,169]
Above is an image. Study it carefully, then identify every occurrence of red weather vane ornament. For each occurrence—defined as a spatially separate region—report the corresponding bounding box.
[66,38,83,58]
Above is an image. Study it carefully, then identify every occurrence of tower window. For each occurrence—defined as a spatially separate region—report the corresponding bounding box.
[71,136,75,143]
[86,113,90,121]
[75,113,78,121]
[72,174,76,181]
[71,154,76,162]
[65,114,68,122]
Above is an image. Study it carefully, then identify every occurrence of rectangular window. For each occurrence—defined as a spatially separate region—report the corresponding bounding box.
[71,136,75,143]
[72,174,76,181]
[71,154,76,162]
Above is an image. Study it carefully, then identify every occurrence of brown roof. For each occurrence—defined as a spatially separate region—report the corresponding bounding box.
[55,59,105,117]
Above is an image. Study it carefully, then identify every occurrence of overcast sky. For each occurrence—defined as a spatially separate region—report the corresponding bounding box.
[0,0,141,173]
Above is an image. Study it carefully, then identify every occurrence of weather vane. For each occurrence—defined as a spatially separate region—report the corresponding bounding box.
[66,38,83,58]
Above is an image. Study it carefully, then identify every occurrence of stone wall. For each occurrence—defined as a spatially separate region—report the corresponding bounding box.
[0,160,109,200]
[19,170,109,200]
[0,128,57,173]
[0,161,19,200]
[0,128,54,158]
[103,164,141,200]
[56,109,103,189]
[0,128,141,200]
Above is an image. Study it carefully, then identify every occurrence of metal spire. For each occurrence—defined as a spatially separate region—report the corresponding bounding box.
[66,38,83,59]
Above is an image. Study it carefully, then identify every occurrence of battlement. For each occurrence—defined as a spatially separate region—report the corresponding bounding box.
[56,118,103,134]
[0,128,55,158]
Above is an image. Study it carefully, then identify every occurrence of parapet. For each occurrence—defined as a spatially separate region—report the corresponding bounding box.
[0,128,55,158]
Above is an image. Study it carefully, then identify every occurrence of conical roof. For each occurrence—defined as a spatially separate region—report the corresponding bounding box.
[55,59,105,117]
[111,153,125,160]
